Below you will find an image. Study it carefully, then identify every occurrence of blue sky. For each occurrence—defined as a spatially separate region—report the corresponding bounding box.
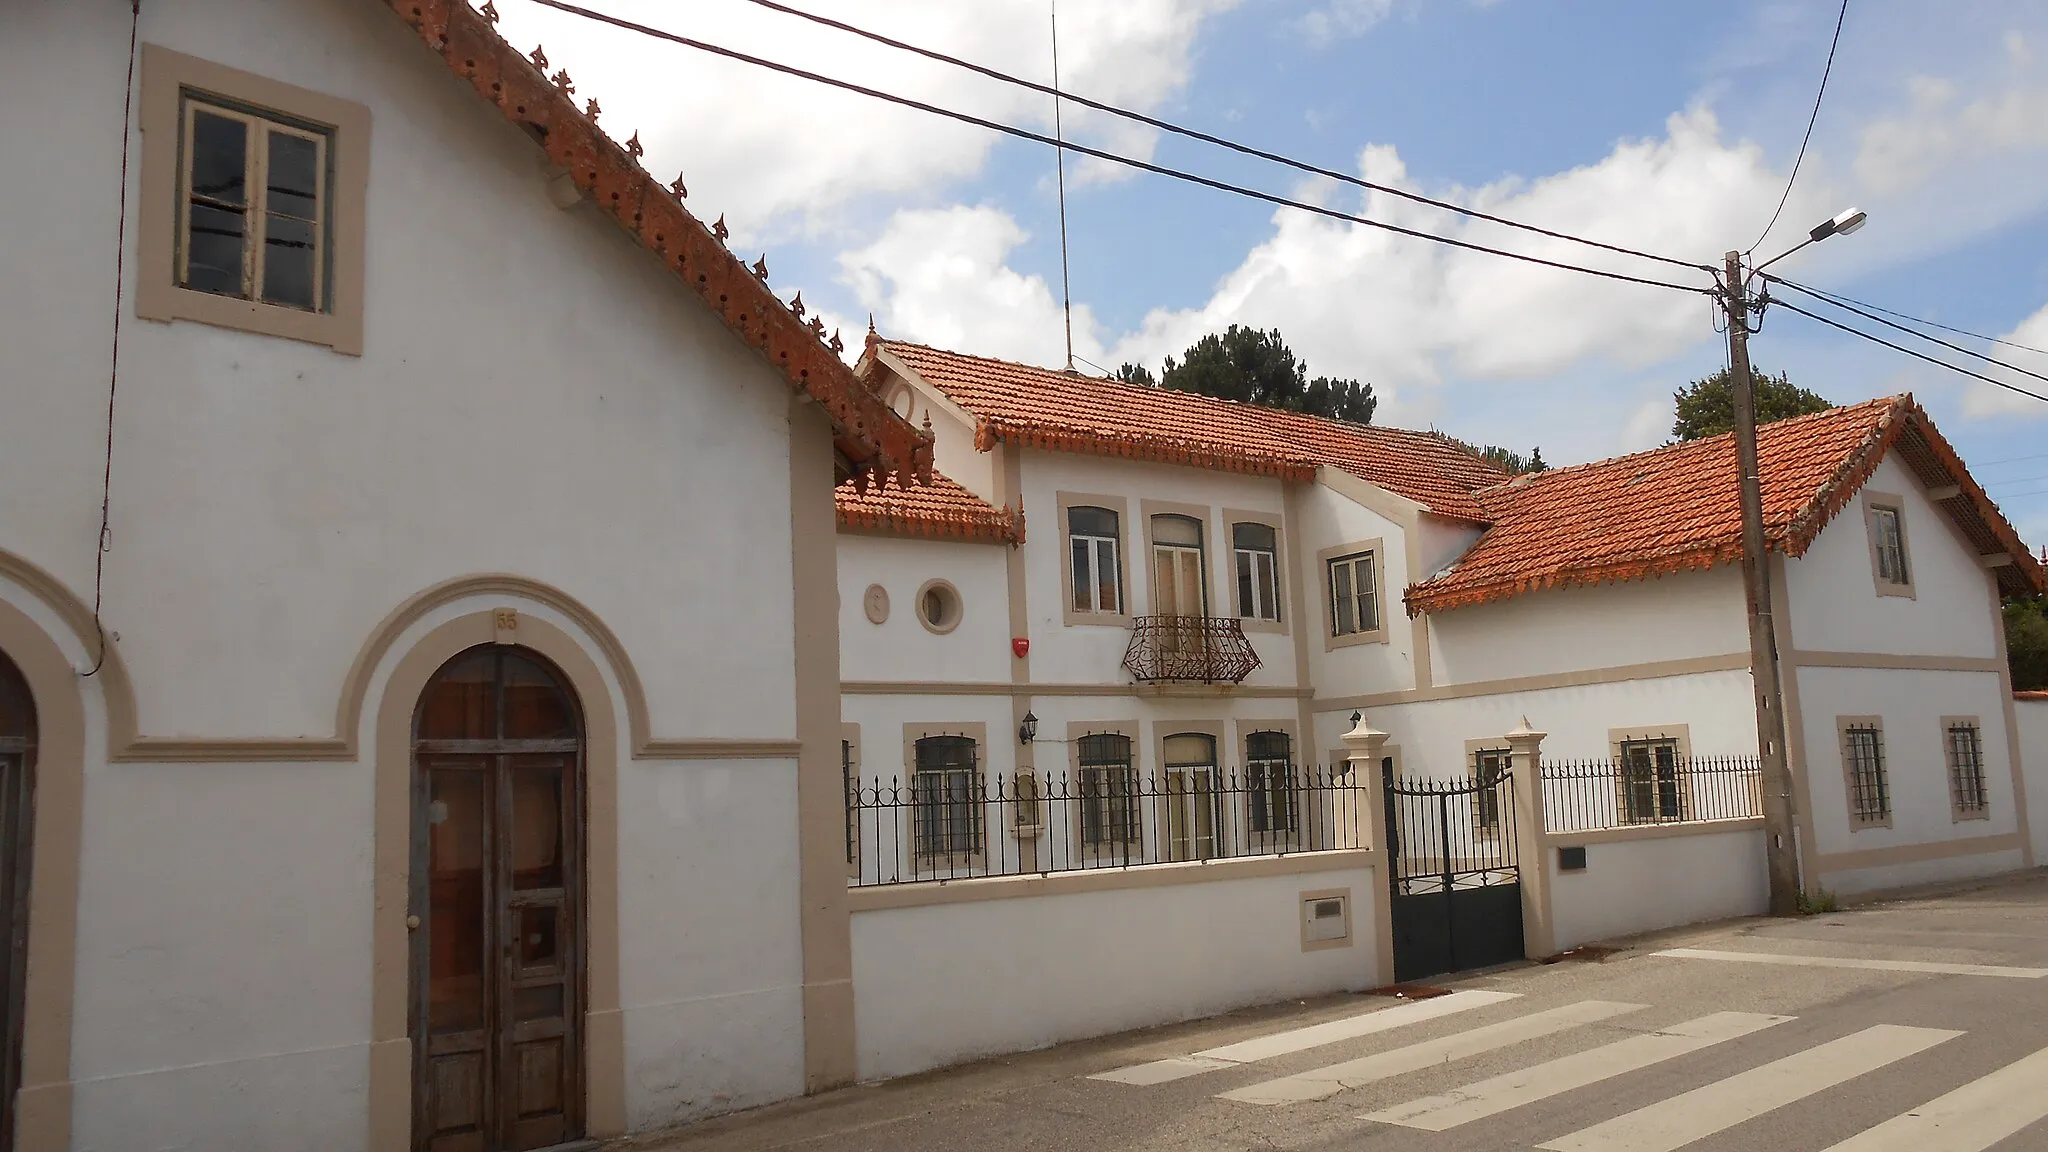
[495,0,2048,543]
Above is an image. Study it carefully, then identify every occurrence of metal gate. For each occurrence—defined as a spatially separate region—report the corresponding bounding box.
[1381,759,1524,982]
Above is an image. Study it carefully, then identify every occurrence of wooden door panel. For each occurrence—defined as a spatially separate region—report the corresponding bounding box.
[500,755,579,1150]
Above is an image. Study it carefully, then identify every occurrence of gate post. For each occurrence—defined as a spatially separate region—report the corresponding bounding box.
[1506,717,1556,961]
[1342,712,1397,988]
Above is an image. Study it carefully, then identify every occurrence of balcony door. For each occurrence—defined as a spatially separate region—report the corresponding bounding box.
[1162,733,1222,862]
[411,647,585,1152]
[1150,514,1207,618]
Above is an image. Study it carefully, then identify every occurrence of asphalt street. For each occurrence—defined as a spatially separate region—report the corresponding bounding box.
[626,870,2048,1152]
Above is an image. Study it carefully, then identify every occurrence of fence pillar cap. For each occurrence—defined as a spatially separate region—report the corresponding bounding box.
[1341,710,1389,746]
[1505,716,1547,743]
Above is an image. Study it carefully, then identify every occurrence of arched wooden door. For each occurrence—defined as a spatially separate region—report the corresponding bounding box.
[0,652,34,1152]
[410,647,585,1152]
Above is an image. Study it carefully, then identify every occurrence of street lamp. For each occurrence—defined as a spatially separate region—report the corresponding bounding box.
[1724,207,1867,917]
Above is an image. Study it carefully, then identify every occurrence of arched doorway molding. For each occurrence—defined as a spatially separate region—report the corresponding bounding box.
[368,606,625,1148]
[0,556,90,1152]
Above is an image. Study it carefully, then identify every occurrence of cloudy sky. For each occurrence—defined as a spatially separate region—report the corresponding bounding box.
[495,0,2048,542]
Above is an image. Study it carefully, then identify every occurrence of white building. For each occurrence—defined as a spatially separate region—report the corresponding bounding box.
[1,1,931,1148]
[835,339,2048,1067]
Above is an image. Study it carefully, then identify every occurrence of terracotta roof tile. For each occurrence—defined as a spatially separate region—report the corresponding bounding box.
[1407,395,2045,614]
[379,0,930,485]
[836,471,1022,544]
[876,342,1509,520]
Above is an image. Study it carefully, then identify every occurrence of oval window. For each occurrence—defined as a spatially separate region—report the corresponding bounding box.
[917,580,962,634]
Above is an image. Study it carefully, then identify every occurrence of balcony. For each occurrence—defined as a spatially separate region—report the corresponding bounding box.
[1122,616,1262,685]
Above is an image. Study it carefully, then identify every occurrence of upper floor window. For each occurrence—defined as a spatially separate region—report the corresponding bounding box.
[138,46,368,353]
[181,99,329,312]
[1864,496,1913,597]
[1151,515,1207,617]
[1234,522,1281,623]
[1068,506,1123,615]
[1328,550,1380,637]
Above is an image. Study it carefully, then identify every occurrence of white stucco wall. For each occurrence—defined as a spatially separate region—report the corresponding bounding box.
[838,536,1013,685]
[1295,478,1418,697]
[1428,568,1749,688]
[1547,826,1768,952]
[2017,699,2048,867]
[849,864,1380,1082]
[1782,456,2000,659]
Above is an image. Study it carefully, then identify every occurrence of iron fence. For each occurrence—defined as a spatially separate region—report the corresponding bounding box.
[1382,769,1520,894]
[847,765,1369,887]
[1540,755,1763,833]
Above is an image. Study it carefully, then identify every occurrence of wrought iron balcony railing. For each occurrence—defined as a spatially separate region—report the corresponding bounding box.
[1121,615,1262,684]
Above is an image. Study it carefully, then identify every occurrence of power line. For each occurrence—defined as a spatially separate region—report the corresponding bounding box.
[1749,0,1850,253]
[1983,473,2048,487]
[516,0,1718,295]
[730,0,1717,276]
[1976,451,2048,468]
[1768,278,2048,358]
[1763,275,2048,389]
[1768,298,2048,406]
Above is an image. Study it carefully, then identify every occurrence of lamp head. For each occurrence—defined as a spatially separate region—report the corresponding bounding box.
[1809,206,1867,242]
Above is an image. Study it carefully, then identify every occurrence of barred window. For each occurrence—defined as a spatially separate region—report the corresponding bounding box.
[1472,748,1509,831]
[913,735,982,858]
[1077,733,1139,851]
[1246,730,1297,834]
[1620,739,1685,823]
[1842,724,1891,826]
[842,738,857,867]
[1945,721,1989,818]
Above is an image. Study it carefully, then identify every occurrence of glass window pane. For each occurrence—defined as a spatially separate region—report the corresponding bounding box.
[417,650,496,739]
[184,202,246,296]
[265,130,320,219]
[518,905,561,970]
[261,213,317,309]
[427,767,486,1034]
[189,110,248,206]
[1152,514,1202,548]
[1068,506,1117,538]
[1162,733,1215,767]
[1331,562,1355,634]
[503,656,575,739]
[1096,540,1119,611]
[1233,522,1276,551]
[1256,553,1278,621]
[1246,731,1289,761]
[511,763,565,889]
[1070,538,1092,611]
[1235,552,1254,617]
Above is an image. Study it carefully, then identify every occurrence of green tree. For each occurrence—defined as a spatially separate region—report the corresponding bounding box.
[1671,368,1832,441]
[1114,362,1156,387]
[2005,598,2048,691]
[1126,325,1378,424]
[1478,445,1548,475]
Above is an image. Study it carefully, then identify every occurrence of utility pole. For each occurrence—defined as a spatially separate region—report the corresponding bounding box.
[1724,250,1802,917]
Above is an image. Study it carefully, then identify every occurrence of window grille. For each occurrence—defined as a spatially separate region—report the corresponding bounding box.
[1946,722,1989,817]
[1843,724,1891,825]
[1076,733,1140,851]
[1245,730,1298,834]
[1471,748,1509,830]
[1619,739,1686,823]
[912,735,982,858]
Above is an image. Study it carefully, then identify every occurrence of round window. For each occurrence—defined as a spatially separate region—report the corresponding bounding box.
[917,580,962,635]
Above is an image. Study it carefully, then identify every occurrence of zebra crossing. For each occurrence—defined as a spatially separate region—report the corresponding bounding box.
[1089,989,2048,1150]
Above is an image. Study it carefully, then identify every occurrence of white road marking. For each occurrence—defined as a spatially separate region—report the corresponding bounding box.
[1818,1043,2048,1151]
[1362,1011,1790,1132]
[1536,1024,1962,1152]
[1089,989,1518,1085]
[1219,1000,1645,1106]
[1653,947,2048,979]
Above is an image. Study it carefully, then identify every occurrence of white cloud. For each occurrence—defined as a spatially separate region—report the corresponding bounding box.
[1297,0,1396,44]
[1961,300,2048,418]
[489,0,1236,241]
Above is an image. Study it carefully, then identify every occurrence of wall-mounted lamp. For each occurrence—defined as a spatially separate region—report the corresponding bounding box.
[1019,711,1038,746]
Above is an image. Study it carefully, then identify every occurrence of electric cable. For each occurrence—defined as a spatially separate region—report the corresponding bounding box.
[517,0,1719,297]
[725,0,1718,276]
[1749,0,1850,253]
[1769,278,2048,358]
[86,1,142,678]
[1764,275,2048,389]
[1766,297,2048,406]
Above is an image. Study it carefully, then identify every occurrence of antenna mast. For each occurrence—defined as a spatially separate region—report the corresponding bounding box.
[1052,1,1075,371]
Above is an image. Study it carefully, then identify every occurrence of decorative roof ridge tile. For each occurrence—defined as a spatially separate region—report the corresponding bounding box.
[834,471,1022,545]
[381,0,931,487]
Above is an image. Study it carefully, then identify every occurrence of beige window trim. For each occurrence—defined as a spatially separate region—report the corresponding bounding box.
[1154,720,1228,861]
[1056,491,1132,628]
[1299,886,1355,952]
[841,723,862,879]
[1836,715,1893,830]
[1940,715,1991,822]
[901,722,990,873]
[1464,738,1511,835]
[1066,720,1141,866]
[1141,500,1216,617]
[914,579,964,635]
[1240,719,1303,854]
[1318,538,1388,650]
[1861,491,1915,599]
[1608,724,1696,824]
[1224,508,1288,634]
[138,45,368,354]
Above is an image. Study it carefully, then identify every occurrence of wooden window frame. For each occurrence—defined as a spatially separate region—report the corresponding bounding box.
[1837,716,1893,830]
[1862,492,1915,599]
[1607,724,1694,825]
[1155,723,1227,862]
[1319,538,1388,650]
[177,100,330,312]
[1141,501,1214,618]
[1057,492,1132,627]
[1941,716,1991,822]
[900,723,990,872]
[1225,508,1287,634]
[138,45,368,354]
